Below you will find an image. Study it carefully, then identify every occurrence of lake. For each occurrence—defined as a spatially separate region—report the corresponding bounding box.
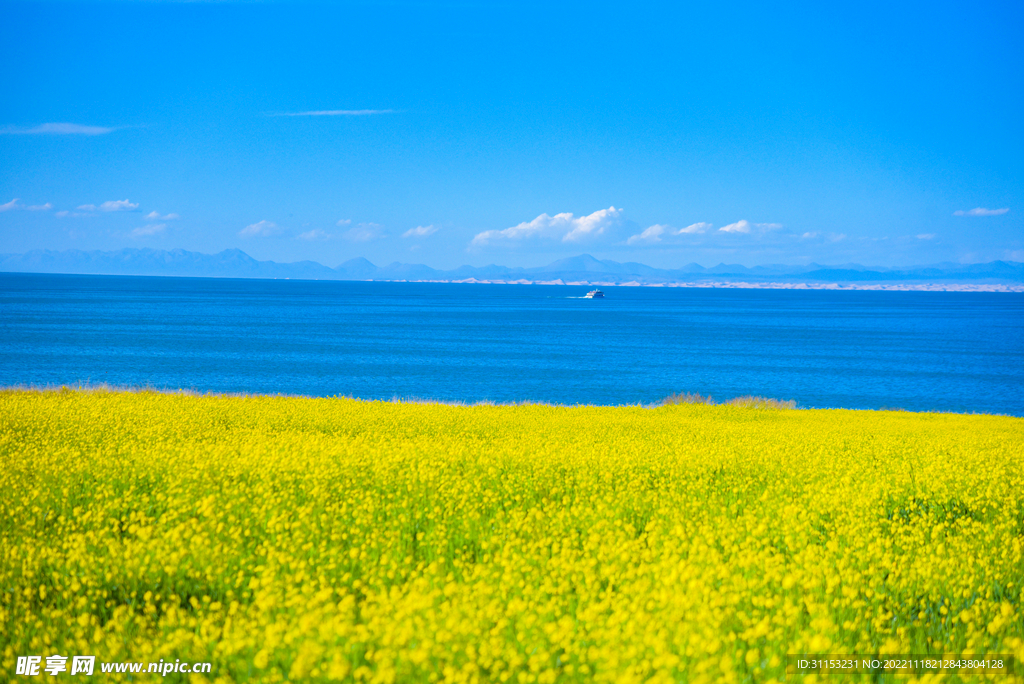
[1,272,1021,415]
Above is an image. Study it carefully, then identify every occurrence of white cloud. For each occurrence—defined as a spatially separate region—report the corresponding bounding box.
[239,220,281,237]
[55,210,69,217]
[77,199,138,212]
[272,109,395,117]
[403,224,438,238]
[297,229,335,241]
[829,233,847,242]
[627,222,714,245]
[800,232,819,239]
[563,207,622,242]
[99,199,137,212]
[719,220,752,234]
[954,207,1009,217]
[678,222,712,234]
[1004,249,1024,262]
[344,222,387,242]
[472,206,623,246]
[146,211,180,220]
[626,224,667,245]
[916,233,936,240]
[718,220,782,235]
[131,223,166,237]
[298,222,382,241]
[0,198,52,212]
[0,122,116,135]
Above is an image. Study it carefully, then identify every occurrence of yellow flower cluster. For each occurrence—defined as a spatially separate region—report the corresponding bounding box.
[1,389,1022,683]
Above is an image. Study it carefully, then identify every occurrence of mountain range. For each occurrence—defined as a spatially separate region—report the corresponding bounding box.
[2,248,1023,284]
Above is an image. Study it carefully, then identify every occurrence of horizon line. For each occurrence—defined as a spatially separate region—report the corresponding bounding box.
[1,246,1022,273]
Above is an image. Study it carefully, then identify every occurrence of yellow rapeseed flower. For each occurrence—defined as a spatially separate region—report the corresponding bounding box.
[0,389,1021,682]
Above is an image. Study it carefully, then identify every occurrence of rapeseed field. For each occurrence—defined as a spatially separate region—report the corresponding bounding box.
[1,389,1022,683]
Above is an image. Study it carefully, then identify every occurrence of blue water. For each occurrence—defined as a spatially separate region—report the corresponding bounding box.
[1,272,1021,414]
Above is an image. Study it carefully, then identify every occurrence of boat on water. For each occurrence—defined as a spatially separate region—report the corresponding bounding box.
[584,289,605,298]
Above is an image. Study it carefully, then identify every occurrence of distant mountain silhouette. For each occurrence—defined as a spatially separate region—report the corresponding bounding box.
[2,248,1022,284]
[0,248,338,280]
[337,257,381,279]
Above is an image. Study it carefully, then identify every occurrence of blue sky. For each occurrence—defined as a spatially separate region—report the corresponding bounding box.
[1,0,1020,269]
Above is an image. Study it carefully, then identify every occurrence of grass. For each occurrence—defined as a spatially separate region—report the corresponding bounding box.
[662,391,798,409]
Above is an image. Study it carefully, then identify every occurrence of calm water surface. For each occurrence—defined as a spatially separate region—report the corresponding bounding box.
[1,273,1021,414]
